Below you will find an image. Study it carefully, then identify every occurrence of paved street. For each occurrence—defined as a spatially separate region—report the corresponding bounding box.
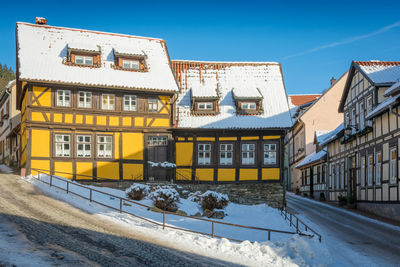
[0,173,239,267]
[287,193,400,266]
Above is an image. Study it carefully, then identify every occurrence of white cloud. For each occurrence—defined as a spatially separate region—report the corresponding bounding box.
[284,21,400,60]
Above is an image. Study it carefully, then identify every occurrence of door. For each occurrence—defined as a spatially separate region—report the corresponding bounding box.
[146,136,169,181]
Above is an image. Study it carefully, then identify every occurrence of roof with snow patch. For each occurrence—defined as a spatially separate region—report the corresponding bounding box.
[296,150,327,169]
[384,80,400,97]
[171,60,292,129]
[318,123,344,147]
[366,94,400,120]
[355,61,400,85]
[16,22,178,92]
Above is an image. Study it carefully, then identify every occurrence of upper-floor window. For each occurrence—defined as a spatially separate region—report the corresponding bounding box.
[366,95,373,126]
[78,91,92,108]
[57,90,71,107]
[102,94,115,110]
[390,148,397,184]
[376,152,382,186]
[122,59,140,70]
[263,143,277,165]
[198,143,211,165]
[55,134,70,157]
[219,144,233,165]
[331,164,335,188]
[241,143,255,165]
[97,136,112,158]
[124,95,137,111]
[241,102,256,110]
[77,135,91,158]
[75,55,94,65]
[198,102,213,110]
[148,99,158,112]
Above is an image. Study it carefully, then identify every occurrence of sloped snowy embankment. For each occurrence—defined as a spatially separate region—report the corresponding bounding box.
[23,175,332,266]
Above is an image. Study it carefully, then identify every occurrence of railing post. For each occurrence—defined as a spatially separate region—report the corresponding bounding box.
[119,198,122,213]
[50,174,53,187]
[290,213,292,227]
[90,189,92,202]
[66,181,69,194]
[163,211,165,230]
[212,221,214,238]
[268,231,271,241]
[296,218,299,233]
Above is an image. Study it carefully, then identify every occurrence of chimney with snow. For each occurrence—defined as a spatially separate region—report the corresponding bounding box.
[330,77,336,86]
[35,17,47,25]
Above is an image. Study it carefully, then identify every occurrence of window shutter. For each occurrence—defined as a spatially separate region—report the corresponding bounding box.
[138,98,146,112]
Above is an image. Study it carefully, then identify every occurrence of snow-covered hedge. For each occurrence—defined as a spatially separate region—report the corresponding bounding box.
[125,183,150,201]
[188,191,202,202]
[201,191,229,211]
[149,188,180,212]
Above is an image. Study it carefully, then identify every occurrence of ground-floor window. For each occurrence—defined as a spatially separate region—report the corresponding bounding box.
[361,156,366,187]
[340,163,345,189]
[375,152,382,186]
[198,143,211,165]
[263,143,276,165]
[55,134,70,157]
[367,155,373,186]
[97,136,112,158]
[219,144,233,165]
[390,148,397,184]
[241,143,255,165]
[331,164,335,188]
[77,135,91,158]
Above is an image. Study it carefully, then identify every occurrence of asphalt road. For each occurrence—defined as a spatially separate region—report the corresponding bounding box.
[0,173,240,267]
[286,194,400,266]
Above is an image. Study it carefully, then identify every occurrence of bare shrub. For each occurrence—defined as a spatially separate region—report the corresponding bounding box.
[149,188,180,212]
[200,191,229,211]
[125,183,150,201]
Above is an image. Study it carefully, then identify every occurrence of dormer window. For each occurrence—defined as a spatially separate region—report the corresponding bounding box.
[122,59,140,70]
[66,43,101,67]
[198,102,213,110]
[232,87,263,115]
[241,102,256,110]
[191,81,219,115]
[113,48,147,72]
[75,55,94,66]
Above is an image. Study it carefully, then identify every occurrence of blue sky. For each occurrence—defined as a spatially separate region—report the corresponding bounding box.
[1,0,400,94]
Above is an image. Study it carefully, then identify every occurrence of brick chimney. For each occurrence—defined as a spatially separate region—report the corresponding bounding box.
[330,77,336,86]
[35,17,47,25]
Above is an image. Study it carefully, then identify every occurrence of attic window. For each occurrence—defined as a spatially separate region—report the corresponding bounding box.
[198,102,213,110]
[241,102,256,110]
[66,43,101,68]
[113,48,147,72]
[75,55,93,66]
[122,59,140,70]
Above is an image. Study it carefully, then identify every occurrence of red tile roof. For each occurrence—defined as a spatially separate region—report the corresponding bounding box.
[355,61,400,67]
[289,94,321,106]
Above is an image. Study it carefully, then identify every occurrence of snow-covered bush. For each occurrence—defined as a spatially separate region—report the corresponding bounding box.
[200,191,229,211]
[188,191,202,202]
[125,183,150,200]
[149,188,180,212]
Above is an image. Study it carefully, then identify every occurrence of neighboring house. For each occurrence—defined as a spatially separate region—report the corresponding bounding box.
[0,80,20,166]
[332,60,400,220]
[288,73,347,192]
[16,19,179,180]
[170,60,292,206]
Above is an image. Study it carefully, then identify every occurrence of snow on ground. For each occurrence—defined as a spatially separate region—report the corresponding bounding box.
[22,174,332,266]
[0,164,13,173]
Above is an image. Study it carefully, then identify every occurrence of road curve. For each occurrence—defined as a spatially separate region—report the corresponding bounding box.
[286,193,400,266]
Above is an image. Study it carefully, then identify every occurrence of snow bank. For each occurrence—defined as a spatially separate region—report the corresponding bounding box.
[0,164,13,173]
[22,175,333,266]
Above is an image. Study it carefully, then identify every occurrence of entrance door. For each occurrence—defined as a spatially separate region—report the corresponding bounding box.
[147,136,169,181]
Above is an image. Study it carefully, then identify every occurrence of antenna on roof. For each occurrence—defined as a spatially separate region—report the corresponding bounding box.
[35,17,47,25]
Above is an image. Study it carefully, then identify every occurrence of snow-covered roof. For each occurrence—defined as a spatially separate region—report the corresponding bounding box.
[355,61,400,85]
[5,80,16,89]
[113,46,146,57]
[315,130,330,144]
[296,150,327,169]
[384,80,400,97]
[366,94,400,120]
[172,60,292,129]
[191,80,218,98]
[16,22,178,92]
[318,123,344,147]
[67,42,100,53]
[232,85,262,99]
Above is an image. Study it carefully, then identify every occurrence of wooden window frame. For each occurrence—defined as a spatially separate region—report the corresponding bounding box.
[219,143,234,166]
[54,133,71,158]
[56,89,71,107]
[148,99,158,113]
[101,94,115,111]
[96,135,113,159]
[367,155,373,187]
[197,143,212,165]
[77,91,92,109]
[147,136,168,146]
[122,59,140,70]
[360,155,366,187]
[241,142,256,166]
[75,55,94,66]
[197,102,214,110]
[359,101,365,130]
[263,142,278,166]
[123,95,137,111]
[76,135,92,158]
[114,56,147,72]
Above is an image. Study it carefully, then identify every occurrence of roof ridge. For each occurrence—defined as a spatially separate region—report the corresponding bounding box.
[16,22,164,42]
[355,61,400,66]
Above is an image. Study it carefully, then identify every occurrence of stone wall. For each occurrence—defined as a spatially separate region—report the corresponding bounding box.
[357,202,400,222]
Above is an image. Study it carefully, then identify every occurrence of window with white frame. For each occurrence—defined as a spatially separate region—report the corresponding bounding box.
[376,152,382,186]
[241,102,256,110]
[55,134,70,157]
[351,108,357,134]
[97,136,112,158]
[390,148,397,184]
[198,144,211,165]
[122,59,140,70]
[336,165,340,189]
[340,163,345,189]
[367,155,373,186]
[75,55,93,65]
[219,144,233,165]
[366,95,373,126]
[78,91,92,108]
[147,136,168,146]
[124,95,137,111]
[197,102,213,110]
[263,143,277,165]
[361,156,366,187]
[148,99,158,112]
[359,101,365,130]
[313,166,318,184]
[102,94,115,110]
[331,164,335,188]
[57,90,71,107]
[76,135,91,158]
[241,143,255,165]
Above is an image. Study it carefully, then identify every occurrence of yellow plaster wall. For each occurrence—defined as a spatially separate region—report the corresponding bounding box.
[239,169,258,181]
[196,168,214,181]
[109,116,119,126]
[31,129,50,158]
[114,133,120,159]
[241,136,259,140]
[75,115,83,124]
[151,118,170,127]
[176,142,193,166]
[176,168,192,180]
[85,115,93,124]
[31,112,46,122]
[123,164,143,180]
[219,137,237,141]
[97,161,119,180]
[31,160,50,175]
[262,168,280,180]
[263,136,280,140]
[96,116,107,126]
[54,162,73,179]
[197,137,215,141]
[76,162,93,180]
[122,133,143,160]
[65,114,73,124]
[217,168,235,181]
[122,117,132,127]
[54,113,62,123]
[32,86,51,107]
[135,117,144,127]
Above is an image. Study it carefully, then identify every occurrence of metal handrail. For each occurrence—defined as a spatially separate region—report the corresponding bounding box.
[30,168,315,243]
[280,207,322,242]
